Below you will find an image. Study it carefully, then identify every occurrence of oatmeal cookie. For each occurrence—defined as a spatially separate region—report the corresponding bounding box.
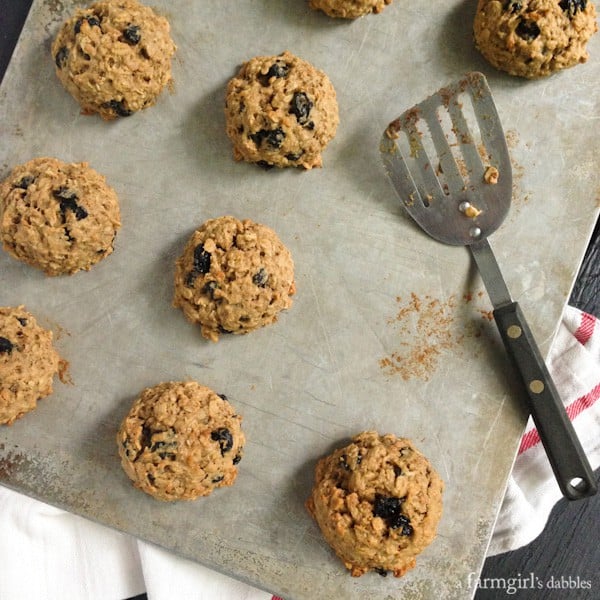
[224,51,339,169]
[51,0,176,119]
[306,431,444,577]
[309,0,393,19]
[0,306,65,425]
[0,157,121,275]
[173,216,295,342]
[117,381,245,501]
[474,0,598,78]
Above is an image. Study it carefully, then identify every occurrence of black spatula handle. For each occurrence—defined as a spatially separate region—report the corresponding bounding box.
[494,302,597,500]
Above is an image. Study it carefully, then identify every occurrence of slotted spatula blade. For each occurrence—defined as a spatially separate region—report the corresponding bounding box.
[380,72,513,246]
[380,72,596,501]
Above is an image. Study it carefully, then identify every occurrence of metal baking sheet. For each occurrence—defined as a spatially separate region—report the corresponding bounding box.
[1,1,598,598]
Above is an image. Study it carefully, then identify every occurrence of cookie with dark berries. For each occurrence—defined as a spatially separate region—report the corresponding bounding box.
[173,216,295,342]
[1,306,66,425]
[51,0,176,119]
[0,157,120,275]
[306,431,444,577]
[117,381,245,501]
[309,0,393,19]
[224,51,339,169]
[474,0,597,78]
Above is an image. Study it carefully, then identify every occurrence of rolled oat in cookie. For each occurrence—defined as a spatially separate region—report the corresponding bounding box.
[51,0,176,119]
[309,0,393,19]
[0,157,120,275]
[306,431,444,577]
[474,0,598,78]
[173,216,296,342]
[224,51,339,169]
[117,381,245,501]
[0,306,66,425]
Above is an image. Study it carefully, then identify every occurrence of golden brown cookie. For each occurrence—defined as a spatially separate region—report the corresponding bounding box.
[309,0,393,18]
[51,0,176,119]
[0,306,65,425]
[0,157,121,275]
[474,0,598,78]
[117,381,245,501]
[173,216,295,342]
[306,431,444,577]
[224,51,339,169]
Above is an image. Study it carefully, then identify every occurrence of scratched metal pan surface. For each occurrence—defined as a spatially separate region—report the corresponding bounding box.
[0,1,598,598]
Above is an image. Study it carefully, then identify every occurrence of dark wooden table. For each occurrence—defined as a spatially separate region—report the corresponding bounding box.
[2,2,598,598]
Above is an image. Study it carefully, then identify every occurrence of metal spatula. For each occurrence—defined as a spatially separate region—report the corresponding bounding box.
[380,72,596,501]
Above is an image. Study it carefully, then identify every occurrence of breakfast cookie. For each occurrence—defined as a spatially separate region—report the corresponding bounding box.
[117,381,245,501]
[0,157,121,275]
[224,51,339,169]
[51,0,176,119]
[173,216,296,342]
[1,306,65,426]
[309,0,393,18]
[473,0,598,78]
[306,431,444,577]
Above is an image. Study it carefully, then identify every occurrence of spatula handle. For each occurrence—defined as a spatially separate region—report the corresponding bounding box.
[494,302,597,500]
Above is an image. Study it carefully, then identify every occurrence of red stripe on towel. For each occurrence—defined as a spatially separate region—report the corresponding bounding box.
[565,382,600,421]
[574,312,596,346]
[518,382,600,454]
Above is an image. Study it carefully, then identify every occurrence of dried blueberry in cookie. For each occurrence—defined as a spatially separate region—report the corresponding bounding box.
[250,128,286,150]
[258,60,290,85]
[54,46,69,69]
[290,92,313,126]
[504,0,522,12]
[74,15,101,34]
[100,100,133,117]
[515,19,541,41]
[15,175,35,190]
[373,495,414,535]
[53,187,89,220]
[211,427,234,455]
[0,337,14,354]
[185,244,212,287]
[559,0,587,17]
[192,244,211,274]
[252,268,269,287]
[123,24,141,44]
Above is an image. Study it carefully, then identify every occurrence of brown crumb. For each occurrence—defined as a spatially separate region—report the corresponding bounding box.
[380,293,458,381]
[380,291,492,380]
[484,166,499,185]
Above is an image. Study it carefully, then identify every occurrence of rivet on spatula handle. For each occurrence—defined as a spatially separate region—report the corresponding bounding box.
[494,302,597,501]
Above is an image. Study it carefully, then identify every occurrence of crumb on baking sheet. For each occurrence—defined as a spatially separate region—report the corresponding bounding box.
[484,166,499,184]
[379,291,495,380]
[464,204,482,218]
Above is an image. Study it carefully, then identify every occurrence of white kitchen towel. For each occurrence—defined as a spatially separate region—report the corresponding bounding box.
[0,305,598,599]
